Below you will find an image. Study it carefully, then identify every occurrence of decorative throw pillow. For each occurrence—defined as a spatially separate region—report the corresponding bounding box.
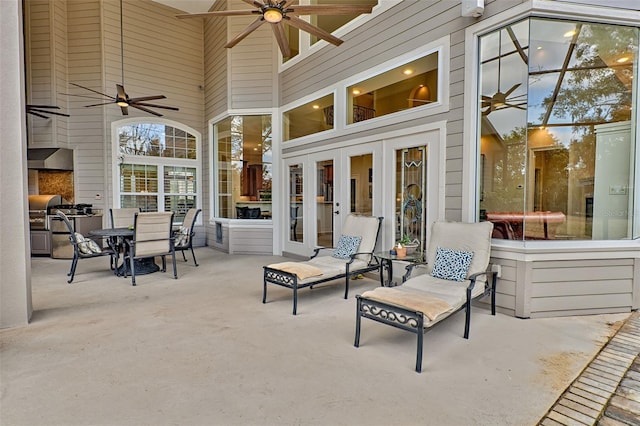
[74,233,91,254]
[332,235,362,259]
[86,239,102,254]
[431,247,474,282]
[174,226,190,247]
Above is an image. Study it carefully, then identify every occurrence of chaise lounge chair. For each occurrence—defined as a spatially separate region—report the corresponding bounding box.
[354,221,497,372]
[263,214,383,315]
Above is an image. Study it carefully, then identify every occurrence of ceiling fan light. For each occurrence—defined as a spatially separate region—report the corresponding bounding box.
[116,100,128,107]
[263,7,283,23]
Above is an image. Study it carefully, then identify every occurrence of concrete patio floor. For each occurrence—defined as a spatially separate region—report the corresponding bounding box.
[0,248,634,425]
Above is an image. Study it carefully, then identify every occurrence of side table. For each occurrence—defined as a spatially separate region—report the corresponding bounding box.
[373,251,425,287]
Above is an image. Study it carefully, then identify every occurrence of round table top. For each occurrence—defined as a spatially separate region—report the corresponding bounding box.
[89,227,133,238]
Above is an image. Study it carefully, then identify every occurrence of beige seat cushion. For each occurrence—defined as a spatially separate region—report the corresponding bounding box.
[361,287,454,323]
[267,262,323,280]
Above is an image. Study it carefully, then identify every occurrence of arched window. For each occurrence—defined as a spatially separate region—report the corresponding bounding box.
[114,120,201,223]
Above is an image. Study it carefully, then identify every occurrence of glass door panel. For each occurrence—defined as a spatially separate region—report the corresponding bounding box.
[349,154,373,215]
[316,159,334,248]
[289,163,303,243]
[396,147,427,252]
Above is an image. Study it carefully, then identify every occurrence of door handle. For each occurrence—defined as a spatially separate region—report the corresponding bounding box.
[334,210,340,215]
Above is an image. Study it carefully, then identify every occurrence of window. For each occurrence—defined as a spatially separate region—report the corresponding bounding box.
[117,122,200,223]
[282,93,334,141]
[478,18,638,240]
[214,115,272,219]
[282,0,379,62]
[347,51,439,124]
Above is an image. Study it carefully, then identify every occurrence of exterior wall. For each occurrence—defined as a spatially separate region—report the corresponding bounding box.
[279,0,527,221]
[227,0,276,110]
[491,247,640,318]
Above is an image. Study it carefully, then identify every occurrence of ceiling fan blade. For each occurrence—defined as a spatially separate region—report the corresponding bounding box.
[133,102,180,111]
[504,83,521,97]
[28,108,70,117]
[69,82,112,98]
[26,104,60,109]
[288,5,375,15]
[84,101,116,107]
[128,95,167,103]
[176,10,257,19]
[225,18,266,48]
[130,103,162,117]
[121,105,129,115]
[116,84,127,99]
[241,0,264,6]
[27,110,50,119]
[284,15,343,46]
[504,102,526,110]
[481,95,492,101]
[60,93,112,101]
[271,22,291,57]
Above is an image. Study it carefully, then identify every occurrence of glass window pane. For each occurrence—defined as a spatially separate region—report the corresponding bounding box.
[309,0,378,46]
[215,115,272,219]
[478,17,638,241]
[347,51,438,124]
[118,123,197,159]
[283,94,334,141]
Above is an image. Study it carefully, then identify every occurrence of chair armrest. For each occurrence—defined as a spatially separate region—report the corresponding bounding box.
[310,246,333,259]
[404,261,429,279]
[466,270,496,291]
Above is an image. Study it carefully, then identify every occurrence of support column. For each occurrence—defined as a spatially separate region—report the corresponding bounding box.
[1,0,32,328]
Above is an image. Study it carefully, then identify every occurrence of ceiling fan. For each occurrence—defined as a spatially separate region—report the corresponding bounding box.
[26,105,70,119]
[176,0,375,58]
[66,0,179,117]
[481,83,526,115]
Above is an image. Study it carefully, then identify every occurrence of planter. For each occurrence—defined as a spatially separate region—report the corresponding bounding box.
[396,247,407,258]
[404,243,419,254]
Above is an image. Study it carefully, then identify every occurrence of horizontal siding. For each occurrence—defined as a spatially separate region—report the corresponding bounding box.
[526,258,634,317]
[229,225,273,255]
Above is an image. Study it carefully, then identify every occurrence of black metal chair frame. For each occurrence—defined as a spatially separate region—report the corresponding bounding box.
[174,208,201,266]
[263,216,383,315]
[124,212,177,286]
[354,268,497,373]
[56,211,117,284]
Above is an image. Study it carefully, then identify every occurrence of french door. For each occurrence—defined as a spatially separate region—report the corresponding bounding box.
[282,143,381,255]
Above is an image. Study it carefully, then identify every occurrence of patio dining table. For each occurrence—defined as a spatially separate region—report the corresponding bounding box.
[89,227,160,276]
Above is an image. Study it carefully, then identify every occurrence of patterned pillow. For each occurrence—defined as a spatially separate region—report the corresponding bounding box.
[332,235,362,259]
[86,239,102,254]
[174,226,190,247]
[431,247,474,282]
[74,233,91,254]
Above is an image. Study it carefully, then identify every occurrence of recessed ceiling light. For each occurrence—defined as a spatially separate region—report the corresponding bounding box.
[616,56,630,63]
[537,46,543,50]
[563,30,576,38]
[312,105,320,109]
[403,69,414,75]
[352,89,361,95]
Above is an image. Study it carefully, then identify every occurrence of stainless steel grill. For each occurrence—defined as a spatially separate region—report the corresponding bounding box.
[28,195,62,230]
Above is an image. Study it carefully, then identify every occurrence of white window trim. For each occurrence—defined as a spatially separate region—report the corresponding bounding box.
[278,0,402,71]
[461,2,640,241]
[280,35,450,148]
[112,117,202,222]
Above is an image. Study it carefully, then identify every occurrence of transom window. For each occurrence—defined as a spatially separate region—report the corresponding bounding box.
[347,51,439,124]
[282,93,334,141]
[116,122,200,223]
